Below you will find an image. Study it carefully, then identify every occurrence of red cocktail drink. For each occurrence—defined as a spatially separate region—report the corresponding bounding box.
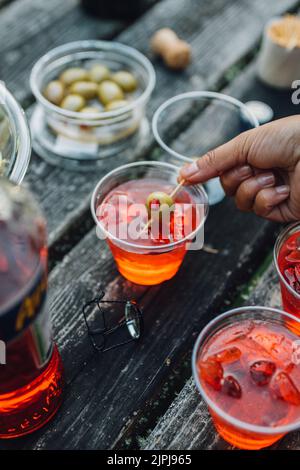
[101,178,195,285]
[193,307,300,449]
[274,223,300,318]
[91,162,208,285]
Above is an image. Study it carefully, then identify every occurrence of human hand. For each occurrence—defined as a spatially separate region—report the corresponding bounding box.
[179,115,300,222]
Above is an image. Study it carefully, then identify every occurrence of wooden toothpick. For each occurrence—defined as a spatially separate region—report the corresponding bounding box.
[169,178,185,199]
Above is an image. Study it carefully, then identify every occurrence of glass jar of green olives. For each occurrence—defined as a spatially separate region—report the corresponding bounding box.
[0,82,31,183]
[30,40,156,170]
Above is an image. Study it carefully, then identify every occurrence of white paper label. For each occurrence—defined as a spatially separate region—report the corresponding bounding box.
[54,135,98,156]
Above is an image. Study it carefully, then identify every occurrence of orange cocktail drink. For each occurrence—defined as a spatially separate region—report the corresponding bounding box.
[91,161,208,285]
[192,306,300,449]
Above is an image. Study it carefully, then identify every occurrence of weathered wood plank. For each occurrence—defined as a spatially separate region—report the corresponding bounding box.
[4,43,299,450]
[22,0,300,250]
[1,0,299,451]
[0,0,126,104]
[118,0,298,95]
[156,59,300,173]
[143,264,283,450]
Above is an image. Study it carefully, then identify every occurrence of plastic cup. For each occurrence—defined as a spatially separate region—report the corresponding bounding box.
[152,91,259,205]
[91,161,208,285]
[192,306,300,450]
[274,222,300,318]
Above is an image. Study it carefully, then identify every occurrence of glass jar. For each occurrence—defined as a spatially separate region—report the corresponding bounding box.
[0,82,31,184]
[30,40,156,170]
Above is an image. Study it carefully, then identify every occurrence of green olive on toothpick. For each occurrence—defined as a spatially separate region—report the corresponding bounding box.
[146,191,174,218]
[140,180,185,236]
[146,191,174,209]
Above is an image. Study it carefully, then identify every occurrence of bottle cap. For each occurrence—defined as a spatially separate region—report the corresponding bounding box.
[244,100,274,125]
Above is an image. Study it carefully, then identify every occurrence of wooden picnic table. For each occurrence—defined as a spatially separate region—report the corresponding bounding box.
[1,0,300,450]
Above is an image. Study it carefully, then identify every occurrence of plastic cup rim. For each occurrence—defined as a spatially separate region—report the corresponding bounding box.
[152,91,260,163]
[90,160,209,251]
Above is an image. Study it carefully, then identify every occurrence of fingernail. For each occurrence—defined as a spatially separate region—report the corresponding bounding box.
[257,174,275,187]
[180,161,199,178]
[276,185,290,195]
[237,165,252,178]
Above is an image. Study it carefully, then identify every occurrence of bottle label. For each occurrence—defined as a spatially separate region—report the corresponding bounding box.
[0,263,53,367]
[24,300,53,368]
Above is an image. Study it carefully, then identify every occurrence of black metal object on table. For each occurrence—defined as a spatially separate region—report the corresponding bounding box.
[83,291,143,353]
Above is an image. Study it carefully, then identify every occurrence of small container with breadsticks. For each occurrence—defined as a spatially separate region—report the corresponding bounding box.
[258,15,300,88]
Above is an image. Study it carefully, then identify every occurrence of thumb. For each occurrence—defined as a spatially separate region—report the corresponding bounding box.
[179,131,251,184]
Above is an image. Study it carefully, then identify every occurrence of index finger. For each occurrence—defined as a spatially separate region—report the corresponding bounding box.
[179,131,251,184]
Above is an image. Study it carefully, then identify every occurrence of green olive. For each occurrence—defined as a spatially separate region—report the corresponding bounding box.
[80,106,101,115]
[59,68,89,86]
[105,100,128,111]
[146,192,174,214]
[89,64,110,83]
[44,80,65,105]
[69,81,98,99]
[112,71,138,92]
[60,94,86,111]
[98,80,124,105]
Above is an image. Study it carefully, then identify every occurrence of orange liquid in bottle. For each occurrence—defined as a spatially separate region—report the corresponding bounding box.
[0,209,63,438]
